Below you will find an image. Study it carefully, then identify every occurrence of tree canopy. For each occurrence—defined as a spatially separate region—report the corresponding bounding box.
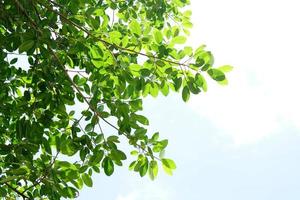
[0,0,232,199]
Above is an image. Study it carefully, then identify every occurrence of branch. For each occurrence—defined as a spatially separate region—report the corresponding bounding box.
[5,183,29,199]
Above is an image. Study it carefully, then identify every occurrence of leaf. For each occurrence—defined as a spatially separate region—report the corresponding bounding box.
[148,160,158,180]
[130,150,138,156]
[88,150,104,165]
[162,158,176,176]
[10,58,18,65]
[153,29,163,44]
[139,158,148,177]
[133,114,149,125]
[161,158,176,169]
[0,176,20,184]
[182,86,190,102]
[171,36,186,44]
[217,65,233,73]
[129,64,141,72]
[7,166,29,176]
[153,139,168,152]
[217,78,228,86]
[82,173,93,187]
[102,157,114,176]
[19,40,34,53]
[160,81,169,96]
[129,19,142,36]
[85,123,94,132]
[207,69,226,81]
[149,82,159,97]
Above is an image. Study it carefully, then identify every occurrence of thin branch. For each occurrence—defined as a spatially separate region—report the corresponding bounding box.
[5,183,29,199]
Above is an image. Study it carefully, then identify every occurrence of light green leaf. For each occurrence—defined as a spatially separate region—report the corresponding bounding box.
[218,65,233,73]
[161,158,176,169]
[171,36,186,44]
[153,29,163,44]
[129,19,142,36]
[82,173,93,187]
[148,160,158,180]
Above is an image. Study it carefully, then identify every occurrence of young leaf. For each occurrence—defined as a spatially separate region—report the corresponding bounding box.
[217,65,233,73]
[171,36,186,44]
[161,158,176,169]
[153,29,163,44]
[129,19,142,36]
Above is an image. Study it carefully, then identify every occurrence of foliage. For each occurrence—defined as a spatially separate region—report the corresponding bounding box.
[0,0,231,199]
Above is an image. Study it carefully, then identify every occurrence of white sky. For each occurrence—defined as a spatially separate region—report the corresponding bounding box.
[79,0,300,199]
[188,0,300,144]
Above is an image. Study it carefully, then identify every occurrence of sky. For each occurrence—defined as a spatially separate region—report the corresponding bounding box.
[78,0,300,199]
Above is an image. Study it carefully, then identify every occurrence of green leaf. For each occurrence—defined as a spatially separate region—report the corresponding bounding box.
[150,82,159,97]
[153,139,168,152]
[7,166,29,175]
[133,114,149,125]
[129,64,141,72]
[153,29,163,44]
[82,173,93,187]
[129,19,142,36]
[148,160,158,180]
[217,65,233,73]
[171,36,186,44]
[139,158,149,177]
[162,158,176,176]
[217,78,229,86]
[207,69,226,81]
[85,123,94,132]
[130,150,138,156]
[160,81,169,96]
[10,58,18,64]
[102,157,114,176]
[161,158,176,169]
[19,40,34,53]
[182,86,190,102]
[88,150,104,165]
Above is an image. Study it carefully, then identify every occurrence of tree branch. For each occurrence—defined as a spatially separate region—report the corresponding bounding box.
[5,183,29,199]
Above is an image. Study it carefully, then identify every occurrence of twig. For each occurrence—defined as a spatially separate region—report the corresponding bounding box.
[5,183,29,199]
